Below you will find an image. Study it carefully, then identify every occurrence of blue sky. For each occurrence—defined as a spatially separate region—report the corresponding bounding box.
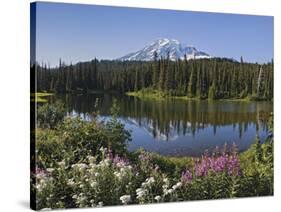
[34,2,273,66]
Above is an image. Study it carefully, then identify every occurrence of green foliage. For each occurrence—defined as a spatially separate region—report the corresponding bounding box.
[36,116,131,169]
[239,114,274,196]
[254,136,263,162]
[36,58,273,100]
[37,101,65,129]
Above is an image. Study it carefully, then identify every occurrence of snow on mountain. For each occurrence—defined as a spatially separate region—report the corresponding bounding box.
[117,38,211,61]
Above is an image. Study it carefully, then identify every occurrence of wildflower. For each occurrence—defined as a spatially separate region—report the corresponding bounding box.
[176,182,182,187]
[67,179,75,186]
[162,184,168,190]
[167,189,173,194]
[46,168,54,173]
[138,151,151,162]
[181,169,193,183]
[114,171,121,179]
[78,163,88,171]
[163,178,169,184]
[87,156,96,164]
[35,167,47,179]
[99,147,107,153]
[172,182,183,190]
[146,177,155,184]
[58,160,65,167]
[136,188,146,199]
[90,181,97,188]
[194,145,241,177]
[136,188,143,193]
[113,155,129,167]
[120,195,131,204]
[99,159,110,167]
[154,195,161,202]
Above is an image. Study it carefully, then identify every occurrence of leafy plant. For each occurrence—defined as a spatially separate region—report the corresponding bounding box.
[37,101,66,129]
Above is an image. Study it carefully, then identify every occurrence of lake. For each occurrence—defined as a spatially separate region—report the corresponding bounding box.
[48,93,273,157]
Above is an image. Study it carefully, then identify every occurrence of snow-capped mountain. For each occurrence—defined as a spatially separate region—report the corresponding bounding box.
[118,38,211,61]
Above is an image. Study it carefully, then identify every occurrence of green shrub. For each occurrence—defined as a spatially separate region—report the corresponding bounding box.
[37,101,65,129]
[36,116,131,168]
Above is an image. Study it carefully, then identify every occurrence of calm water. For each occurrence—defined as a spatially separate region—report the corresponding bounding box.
[49,93,273,157]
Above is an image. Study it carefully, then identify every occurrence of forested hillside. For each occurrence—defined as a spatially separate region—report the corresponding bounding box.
[35,55,273,100]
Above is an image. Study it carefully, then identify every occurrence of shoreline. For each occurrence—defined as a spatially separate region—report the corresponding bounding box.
[126,90,272,102]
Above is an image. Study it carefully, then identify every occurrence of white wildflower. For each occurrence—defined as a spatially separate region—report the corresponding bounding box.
[154,195,161,202]
[116,162,123,167]
[90,181,97,188]
[120,195,131,204]
[172,182,183,190]
[46,168,54,173]
[99,147,107,153]
[147,177,155,184]
[136,189,146,199]
[176,182,182,187]
[168,189,173,194]
[162,184,168,189]
[78,163,88,171]
[67,179,75,186]
[114,171,121,179]
[163,178,169,184]
[136,188,143,193]
[99,159,110,167]
[58,160,65,167]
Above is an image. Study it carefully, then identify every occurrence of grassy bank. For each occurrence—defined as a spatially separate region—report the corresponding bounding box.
[126,89,199,101]
[126,88,271,102]
[31,92,53,103]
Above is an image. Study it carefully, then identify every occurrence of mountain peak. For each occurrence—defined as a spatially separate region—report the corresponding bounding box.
[118,38,211,61]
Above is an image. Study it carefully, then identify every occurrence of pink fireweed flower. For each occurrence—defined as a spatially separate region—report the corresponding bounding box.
[181,169,193,183]
[112,155,129,167]
[194,144,240,177]
[32,167,49,179]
